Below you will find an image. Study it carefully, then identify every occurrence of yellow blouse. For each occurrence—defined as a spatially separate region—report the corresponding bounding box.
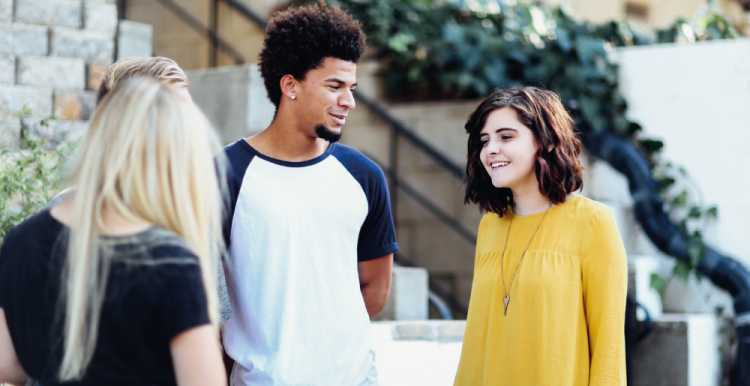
[454,195,627,386]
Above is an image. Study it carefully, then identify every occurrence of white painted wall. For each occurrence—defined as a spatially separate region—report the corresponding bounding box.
[617,38,750,267]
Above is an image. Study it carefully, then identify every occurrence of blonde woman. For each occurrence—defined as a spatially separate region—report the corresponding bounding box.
[0,79,227,385]
[97,56,192,103]
[46,56,193,209]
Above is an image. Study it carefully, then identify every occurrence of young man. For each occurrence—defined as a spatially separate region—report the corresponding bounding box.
[220,4,398,386]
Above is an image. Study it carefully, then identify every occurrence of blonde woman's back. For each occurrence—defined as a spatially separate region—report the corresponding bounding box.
[0,79,226,386]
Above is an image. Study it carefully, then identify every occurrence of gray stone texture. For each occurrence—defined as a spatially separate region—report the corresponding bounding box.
[0,22,49,56]
[0,117,20,149]
[51,27,115,67]
[84,0,117,38]
[15,0,82,28]
[23,119,87,149]
[116,20,153,60]
[0,85,53,118]
[0,53,14,84]
[54,89,96,120]
[0,0,12,22]
[18,56,86,90]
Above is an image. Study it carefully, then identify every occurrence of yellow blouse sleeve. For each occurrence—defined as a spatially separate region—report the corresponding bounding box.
[581,207,628,386]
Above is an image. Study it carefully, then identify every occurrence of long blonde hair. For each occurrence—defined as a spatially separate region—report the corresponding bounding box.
[59,78,225,381]
[96,57,190,104]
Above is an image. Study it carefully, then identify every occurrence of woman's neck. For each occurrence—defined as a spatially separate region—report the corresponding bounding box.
[510,184,551,216]
[50,197,152,236]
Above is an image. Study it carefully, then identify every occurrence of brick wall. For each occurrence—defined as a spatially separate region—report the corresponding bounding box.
[0,0,152,149]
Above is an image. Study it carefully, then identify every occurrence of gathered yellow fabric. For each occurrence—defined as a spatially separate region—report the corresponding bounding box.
[454,195,628,386]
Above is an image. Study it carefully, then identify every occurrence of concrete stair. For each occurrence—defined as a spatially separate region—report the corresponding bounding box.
[0,0,152,149]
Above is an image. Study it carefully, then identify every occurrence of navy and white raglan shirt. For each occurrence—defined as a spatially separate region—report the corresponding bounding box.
[220,139,399,386]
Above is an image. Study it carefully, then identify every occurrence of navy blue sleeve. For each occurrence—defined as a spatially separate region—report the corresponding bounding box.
[218,140,256,249]
[333,145,399,262]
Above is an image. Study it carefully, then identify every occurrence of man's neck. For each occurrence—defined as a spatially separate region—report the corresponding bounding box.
[247,116,330,162]
[510,182,551,216]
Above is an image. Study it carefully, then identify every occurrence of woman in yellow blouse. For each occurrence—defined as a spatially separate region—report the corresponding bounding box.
[454,87,627,386]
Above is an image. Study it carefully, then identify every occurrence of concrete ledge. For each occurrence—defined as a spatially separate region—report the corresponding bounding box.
[372,320,465,342]
[372,321,464,386]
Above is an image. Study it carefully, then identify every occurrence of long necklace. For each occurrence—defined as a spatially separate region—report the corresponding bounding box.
[500,202,552,316]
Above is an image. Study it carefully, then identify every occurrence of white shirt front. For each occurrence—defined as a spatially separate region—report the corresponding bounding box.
[221,140,398,386]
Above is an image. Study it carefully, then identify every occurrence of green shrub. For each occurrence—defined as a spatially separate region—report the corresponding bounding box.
[0,107,73,243]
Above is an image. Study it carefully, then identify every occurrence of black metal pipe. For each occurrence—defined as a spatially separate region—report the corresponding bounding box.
[582,130,750,386]
[209,0,219,67]
[356,95,467,179]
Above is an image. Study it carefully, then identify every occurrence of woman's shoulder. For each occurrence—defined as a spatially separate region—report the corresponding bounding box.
[559,195,616,225]
[1,209,63,254]
[107,227,199,266]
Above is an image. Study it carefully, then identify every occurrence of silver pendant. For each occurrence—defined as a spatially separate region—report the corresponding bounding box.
[503,294,510,316]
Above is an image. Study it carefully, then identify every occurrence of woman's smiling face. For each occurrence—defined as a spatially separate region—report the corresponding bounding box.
[479,107,540,192]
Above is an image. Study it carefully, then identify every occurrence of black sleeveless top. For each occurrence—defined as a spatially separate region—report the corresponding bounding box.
[0,209,210,386]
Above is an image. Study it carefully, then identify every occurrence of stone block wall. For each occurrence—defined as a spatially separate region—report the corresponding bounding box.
[0,0,152,150]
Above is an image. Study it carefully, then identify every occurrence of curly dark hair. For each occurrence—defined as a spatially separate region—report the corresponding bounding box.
[464,87,584,216]
[258,3,366,108]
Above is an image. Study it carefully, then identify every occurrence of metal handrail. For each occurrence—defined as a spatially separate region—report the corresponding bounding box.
[153,0,247,64]
[355,95,466,180]
[223,0,268,28]
[365,153,476,243]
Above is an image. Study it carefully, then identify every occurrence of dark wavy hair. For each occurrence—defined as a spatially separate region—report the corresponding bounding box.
[464,87,584,216]
[258,2,366,108]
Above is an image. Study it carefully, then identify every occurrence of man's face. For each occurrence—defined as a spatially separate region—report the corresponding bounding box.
[294,57,357,142]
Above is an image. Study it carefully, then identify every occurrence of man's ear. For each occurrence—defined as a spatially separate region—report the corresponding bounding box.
[279,74,297,100]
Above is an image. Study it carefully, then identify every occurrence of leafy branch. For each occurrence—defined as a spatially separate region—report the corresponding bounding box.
[0,105,71,243]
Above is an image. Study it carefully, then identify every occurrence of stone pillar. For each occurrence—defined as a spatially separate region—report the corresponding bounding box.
[375,266,429,321]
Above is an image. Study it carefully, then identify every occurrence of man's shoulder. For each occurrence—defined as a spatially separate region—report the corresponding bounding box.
[330,144,385,180]
[221,139,253,161]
